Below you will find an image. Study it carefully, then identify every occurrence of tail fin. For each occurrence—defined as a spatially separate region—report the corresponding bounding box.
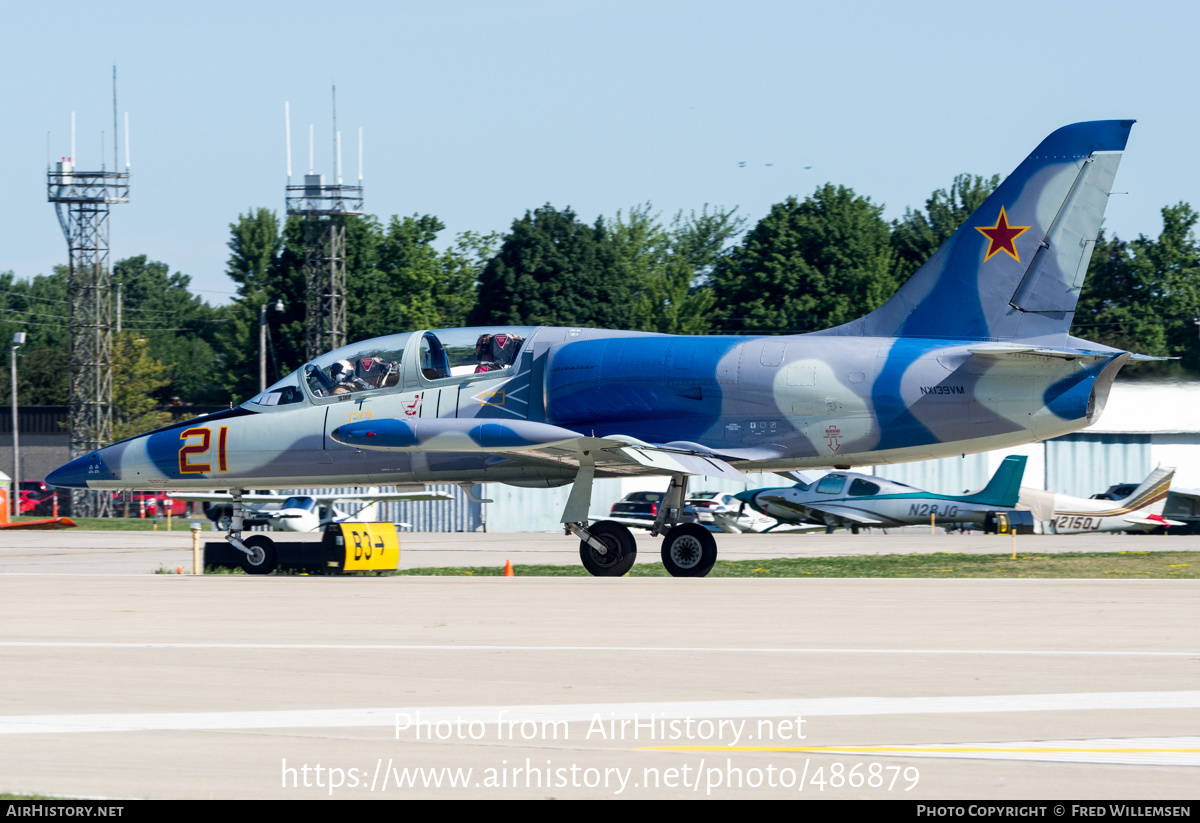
[825,120,1134,342]
[959,455,1027,507]
[1119,465,1175,515]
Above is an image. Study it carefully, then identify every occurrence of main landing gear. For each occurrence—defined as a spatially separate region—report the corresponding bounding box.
[224,489,277,575]
[563,470,718,578]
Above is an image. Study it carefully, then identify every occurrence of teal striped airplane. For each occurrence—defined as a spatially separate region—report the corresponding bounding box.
[734,456,1027,533]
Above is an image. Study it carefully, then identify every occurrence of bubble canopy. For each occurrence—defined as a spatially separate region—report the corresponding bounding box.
[303,333,414,399]
[244,327,535,408]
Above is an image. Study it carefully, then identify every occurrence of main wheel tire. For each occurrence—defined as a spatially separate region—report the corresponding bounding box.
[238,534,278,575]
[660,523,717,577]
[579,520,637,577]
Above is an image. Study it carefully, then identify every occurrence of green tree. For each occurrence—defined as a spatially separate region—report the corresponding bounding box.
[350,215,483,339]
[113,256,221,403]
[891,173,1000,283]
[215,210,306,403]
[1074,204,1200,375]
[226,208,282,295]
[0,268,72,404]
[712,185,895,333]
[469,205,631,328]
[111,332,173,441]
[609,203,744,334]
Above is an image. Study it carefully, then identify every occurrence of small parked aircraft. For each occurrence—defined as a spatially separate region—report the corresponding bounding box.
[734,456,1027,532]
[168,488,454,532]
[1020,465,1182,533]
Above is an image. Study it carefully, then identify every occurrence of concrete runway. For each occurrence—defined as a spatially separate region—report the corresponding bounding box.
[1,527,1196,575]
[1,529,1199,799]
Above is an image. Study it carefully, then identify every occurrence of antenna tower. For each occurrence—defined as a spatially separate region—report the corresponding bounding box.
[285,88,363,360]
[45,68,129,517]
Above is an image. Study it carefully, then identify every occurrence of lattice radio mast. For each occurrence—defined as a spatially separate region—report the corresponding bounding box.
[285,88,363,360]
[45,68,129,517]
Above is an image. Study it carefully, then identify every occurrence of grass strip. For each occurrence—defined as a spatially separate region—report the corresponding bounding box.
[16,516,193,531]
[379,550,1200,579]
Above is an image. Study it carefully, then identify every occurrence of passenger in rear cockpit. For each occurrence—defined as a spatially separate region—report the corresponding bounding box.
[355,356,399,388]
[474,333,524,373]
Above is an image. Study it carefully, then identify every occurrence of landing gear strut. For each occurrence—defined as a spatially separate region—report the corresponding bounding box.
[560,467,720,578]
[225,489,277,575]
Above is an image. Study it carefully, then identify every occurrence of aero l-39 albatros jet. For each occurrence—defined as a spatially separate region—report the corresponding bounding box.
[49,120,1154,577]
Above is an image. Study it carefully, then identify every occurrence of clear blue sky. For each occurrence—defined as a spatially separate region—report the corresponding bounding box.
[1,0,1194,304]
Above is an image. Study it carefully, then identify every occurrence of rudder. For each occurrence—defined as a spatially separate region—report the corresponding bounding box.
[960,455,1028,508]
[824,120,1134,343]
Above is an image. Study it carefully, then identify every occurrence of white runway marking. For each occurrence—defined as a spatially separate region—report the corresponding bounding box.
[0,641,1198,656]
[3,691,1200,735]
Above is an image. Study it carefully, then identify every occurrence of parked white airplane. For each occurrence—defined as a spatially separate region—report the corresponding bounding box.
[169,488,453,532]
[1017,465,1183,534]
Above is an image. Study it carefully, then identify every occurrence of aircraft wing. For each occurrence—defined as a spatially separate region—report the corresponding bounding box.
[331,418,749,482]
[797,504,884,526]
[167,491,293,503]
[325,491,456,504]
[169,490,453,504]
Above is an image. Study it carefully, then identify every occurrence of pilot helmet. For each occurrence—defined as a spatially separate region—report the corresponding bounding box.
[329,359,354,382]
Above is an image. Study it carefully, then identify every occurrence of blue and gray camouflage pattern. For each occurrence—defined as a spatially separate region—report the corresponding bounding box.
[48,121,1140,499]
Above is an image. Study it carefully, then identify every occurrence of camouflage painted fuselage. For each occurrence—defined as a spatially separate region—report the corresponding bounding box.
[46,325,1124,492]
[47,120,1139,494]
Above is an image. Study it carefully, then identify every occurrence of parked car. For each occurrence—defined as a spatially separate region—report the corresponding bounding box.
[685,491,777,533]
[17,481,65,517]
[110,492,191,518]
[608,491,705,529]
[609,491,666,523]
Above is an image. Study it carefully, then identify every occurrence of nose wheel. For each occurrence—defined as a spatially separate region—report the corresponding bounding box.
[576,520,637,577]
[660,524,717,577]
[238,533,278,575]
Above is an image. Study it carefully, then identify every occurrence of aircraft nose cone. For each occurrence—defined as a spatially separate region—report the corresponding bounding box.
[46,453,105,489]
[732,490,755,503]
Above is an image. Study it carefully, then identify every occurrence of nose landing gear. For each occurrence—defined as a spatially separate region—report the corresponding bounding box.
[224,489,277,575]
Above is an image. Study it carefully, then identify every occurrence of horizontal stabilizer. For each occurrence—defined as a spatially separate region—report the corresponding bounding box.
[967,344,1116,361]
[1124,515,1186,527]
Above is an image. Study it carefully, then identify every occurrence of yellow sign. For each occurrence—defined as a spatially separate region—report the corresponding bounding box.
[338,522,400,572]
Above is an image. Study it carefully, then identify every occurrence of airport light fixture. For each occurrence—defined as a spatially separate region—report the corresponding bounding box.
[10,331,25,517]
[259,299,285,392]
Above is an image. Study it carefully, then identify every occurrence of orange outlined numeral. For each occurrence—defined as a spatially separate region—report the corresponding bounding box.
[178,428,212,474]
[178,426,230,475]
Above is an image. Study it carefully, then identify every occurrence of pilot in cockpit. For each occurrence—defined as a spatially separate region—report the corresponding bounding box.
[327,359,363,395]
